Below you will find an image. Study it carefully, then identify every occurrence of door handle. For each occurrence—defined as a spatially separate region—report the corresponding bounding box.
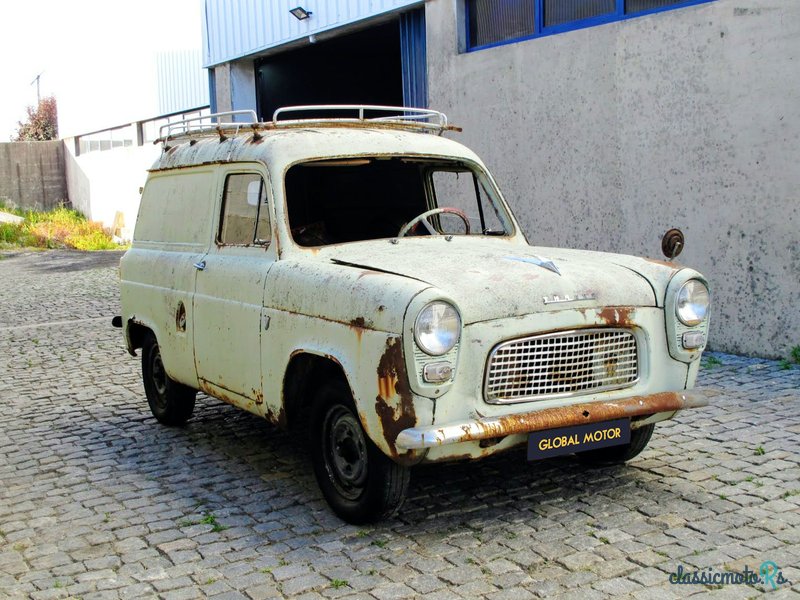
[193,260,206,271]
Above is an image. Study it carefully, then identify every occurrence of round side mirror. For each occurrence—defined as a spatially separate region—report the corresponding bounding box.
[661,228,684,260]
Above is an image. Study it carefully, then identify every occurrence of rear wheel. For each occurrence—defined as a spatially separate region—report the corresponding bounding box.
[141,333,196,426]
[310,381,409,524]
[575,423,655,465]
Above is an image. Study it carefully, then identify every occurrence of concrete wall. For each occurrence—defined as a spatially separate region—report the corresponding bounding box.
[64,141,161,241]
[0,141,68,211]
[426,0,799,359]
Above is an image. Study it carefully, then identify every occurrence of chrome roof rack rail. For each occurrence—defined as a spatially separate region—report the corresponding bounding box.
[158,110,259,146]
[272,105,459,135]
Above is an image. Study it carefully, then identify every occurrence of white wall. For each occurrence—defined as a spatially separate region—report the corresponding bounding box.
[427,0,800,358]
[64,141,161,241]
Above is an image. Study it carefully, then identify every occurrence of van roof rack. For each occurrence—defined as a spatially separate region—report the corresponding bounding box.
[157,105,459,147]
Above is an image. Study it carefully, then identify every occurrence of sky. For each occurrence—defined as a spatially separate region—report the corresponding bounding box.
[0,0,203,140]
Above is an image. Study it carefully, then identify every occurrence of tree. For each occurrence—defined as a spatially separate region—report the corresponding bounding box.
[14,96,58,141]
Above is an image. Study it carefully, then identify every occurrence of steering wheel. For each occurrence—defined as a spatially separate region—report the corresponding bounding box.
[397,207,471,238]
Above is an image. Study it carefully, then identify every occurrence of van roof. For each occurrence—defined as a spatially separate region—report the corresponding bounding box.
[151,109,480,173]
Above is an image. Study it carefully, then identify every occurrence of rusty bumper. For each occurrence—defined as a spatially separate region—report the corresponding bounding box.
[395,391,708,450]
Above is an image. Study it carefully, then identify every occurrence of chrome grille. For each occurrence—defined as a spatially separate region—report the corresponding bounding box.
[485,328,638,403]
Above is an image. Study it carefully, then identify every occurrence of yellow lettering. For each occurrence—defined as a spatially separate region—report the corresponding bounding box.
[539,438,549,451]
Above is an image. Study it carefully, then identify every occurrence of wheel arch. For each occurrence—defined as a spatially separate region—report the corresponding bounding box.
[282,350,352,432]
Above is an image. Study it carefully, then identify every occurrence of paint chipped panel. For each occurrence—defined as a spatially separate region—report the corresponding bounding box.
[374,337,417,457]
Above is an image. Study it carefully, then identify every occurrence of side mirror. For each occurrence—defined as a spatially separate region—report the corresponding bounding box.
[661,228,684,260]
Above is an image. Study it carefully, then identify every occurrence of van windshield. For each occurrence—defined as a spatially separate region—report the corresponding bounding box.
[285,157,512,247]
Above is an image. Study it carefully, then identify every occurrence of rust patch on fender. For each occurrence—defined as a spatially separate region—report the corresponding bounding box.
[643,257,681,269]
[375,337,416,457]
[597,307,635,328]
[253,389,264,405]
[264,404,287,428]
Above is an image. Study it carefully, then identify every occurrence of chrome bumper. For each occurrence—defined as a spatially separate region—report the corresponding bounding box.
[396,391,708,450]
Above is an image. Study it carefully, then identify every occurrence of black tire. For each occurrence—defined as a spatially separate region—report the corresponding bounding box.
[141,333,196,426]
[310,381,410,524]
[575,423,655,465]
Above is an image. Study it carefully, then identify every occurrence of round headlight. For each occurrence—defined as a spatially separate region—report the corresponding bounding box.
[676,280,709,326]
[414,302,461,356]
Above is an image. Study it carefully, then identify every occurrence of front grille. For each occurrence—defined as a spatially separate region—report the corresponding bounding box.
[485,328,639,403]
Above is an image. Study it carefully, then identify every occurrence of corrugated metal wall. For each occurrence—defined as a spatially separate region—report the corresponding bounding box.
[203,0,423,66]
[156,50,210,115]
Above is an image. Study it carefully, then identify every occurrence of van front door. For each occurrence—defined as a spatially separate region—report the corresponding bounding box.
[192,168,274,413]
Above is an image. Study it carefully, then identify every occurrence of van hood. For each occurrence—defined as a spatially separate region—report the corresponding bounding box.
[319,239,668,324]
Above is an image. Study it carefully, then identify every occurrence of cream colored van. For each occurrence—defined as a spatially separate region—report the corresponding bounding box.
[117,106,710,523]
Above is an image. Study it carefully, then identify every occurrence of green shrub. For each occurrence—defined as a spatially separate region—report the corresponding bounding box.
[0,205,124,251]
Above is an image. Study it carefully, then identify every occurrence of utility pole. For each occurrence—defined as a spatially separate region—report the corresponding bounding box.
[30,72,43,104]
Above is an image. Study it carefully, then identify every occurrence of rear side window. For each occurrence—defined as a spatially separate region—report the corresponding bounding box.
[218,173,270,246]
[135,170,215,245]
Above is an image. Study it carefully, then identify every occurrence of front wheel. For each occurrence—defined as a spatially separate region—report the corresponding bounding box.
[310,381,409,524]
[575,423,655,465]
[141,333,196,426]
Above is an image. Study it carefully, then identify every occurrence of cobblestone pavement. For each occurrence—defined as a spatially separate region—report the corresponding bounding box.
[1,250,798,600]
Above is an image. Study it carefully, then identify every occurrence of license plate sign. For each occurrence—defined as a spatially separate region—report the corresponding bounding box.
[527,419,631,460]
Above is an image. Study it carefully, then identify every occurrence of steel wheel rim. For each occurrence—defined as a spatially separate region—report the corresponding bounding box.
[323,405,368,500]
[150,349,168,410]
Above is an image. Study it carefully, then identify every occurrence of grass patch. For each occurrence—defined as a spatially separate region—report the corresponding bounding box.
[702,355,723,369]
[754,446,765,456]
[330,579,348,589]
[0,202,124,251]
[792,345,800,364]
[178,512,228,532]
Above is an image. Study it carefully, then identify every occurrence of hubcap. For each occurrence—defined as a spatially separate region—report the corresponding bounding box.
[323,405,368,500]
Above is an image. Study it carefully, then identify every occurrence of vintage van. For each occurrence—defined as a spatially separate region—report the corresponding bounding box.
[117,106,710,523]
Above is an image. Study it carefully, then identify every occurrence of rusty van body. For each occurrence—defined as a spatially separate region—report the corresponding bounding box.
[117,106,710,523]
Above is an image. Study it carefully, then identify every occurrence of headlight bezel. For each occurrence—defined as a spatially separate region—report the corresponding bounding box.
[675,280,710,326]
[664,270,710,363]
[414,301,462,356]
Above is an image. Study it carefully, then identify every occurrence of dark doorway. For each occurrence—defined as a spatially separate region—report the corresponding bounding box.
[256,21,403,120]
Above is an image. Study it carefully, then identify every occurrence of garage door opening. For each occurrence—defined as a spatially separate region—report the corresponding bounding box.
[256,10,426,120]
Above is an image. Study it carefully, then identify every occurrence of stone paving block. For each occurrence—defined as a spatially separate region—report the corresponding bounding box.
[1,251,798,600]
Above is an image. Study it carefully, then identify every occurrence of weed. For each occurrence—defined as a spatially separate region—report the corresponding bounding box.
[53,581,63,589]
[356,530,369,538]
[599,537,610,544]
[371,539,387,548]
[103,513,110,523]
[368,569,377,576]
[465,557,478,565]
[0,204,123,251]
[783,490,800,499]
[718,494,727,500]
[702,355,723,369]
[779,359,792,370]
[279,558,289,567]
[260,567,273,574]
[330,579,348,589]
[200,514,228,533]
[792,345,800,364]
[744,476,754,482]
[205,577,217,585]
[506,531,518,540]
[754,446,765,456]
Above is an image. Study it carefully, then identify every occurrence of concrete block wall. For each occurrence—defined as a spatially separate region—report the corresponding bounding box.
[0,141,68,211]
[426,0,799,359]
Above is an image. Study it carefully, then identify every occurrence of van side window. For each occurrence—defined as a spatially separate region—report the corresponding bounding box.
[218,173,270,245]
